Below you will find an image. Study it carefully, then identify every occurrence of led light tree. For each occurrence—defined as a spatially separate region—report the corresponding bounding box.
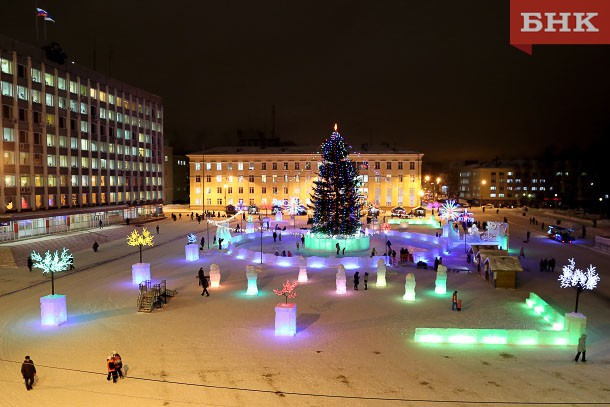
[559,258,600,313]
[273,280,298,336]
[185,233,199,261]
[32,248,73,326]
[310,125,362,237]
[127,228,155,284]
[127,227,155,263]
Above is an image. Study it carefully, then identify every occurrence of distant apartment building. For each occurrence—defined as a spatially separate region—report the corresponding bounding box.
[163,145,189,204]
[0,35,163,241]
[186,146,423,213]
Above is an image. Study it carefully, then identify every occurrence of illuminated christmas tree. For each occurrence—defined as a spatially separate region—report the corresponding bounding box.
[273,280,298,304]
[310,124,362,236]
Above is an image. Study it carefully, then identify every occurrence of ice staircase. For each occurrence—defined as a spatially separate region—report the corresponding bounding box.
[137,279,177,313]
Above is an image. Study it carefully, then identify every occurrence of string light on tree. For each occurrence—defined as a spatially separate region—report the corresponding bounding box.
[558,258,600,313]
[310,124,362,237]
[127,227,155,263]
[31,248,73,295]
[439,199,460,223]
[273,280,298,304]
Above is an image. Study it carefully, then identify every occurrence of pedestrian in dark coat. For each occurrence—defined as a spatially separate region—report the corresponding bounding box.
[200,236,205,250]
[21,356,36,390]
[92,241,99,252]
[336,242,340,255]
[198,267,210,296]
[451,291,458,311]
[27,256,33,272]
[364,272,369,290]
[273,231,277,242]
[301,235,305,246]
[353,271,360,290]
[549,258,556,272]
[218,238,224,250]
[574,334,587,362]
[156,225,160,235]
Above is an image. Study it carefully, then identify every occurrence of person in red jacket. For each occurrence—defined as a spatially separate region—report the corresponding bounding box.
[452,291,458,311]
[106,356,118,383]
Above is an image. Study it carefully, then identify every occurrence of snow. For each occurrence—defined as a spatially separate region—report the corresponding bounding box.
[1,208,609,406]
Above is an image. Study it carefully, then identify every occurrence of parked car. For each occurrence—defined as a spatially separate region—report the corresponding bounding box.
[247,205,259,215]
[225,205,237,215]
[482,203,494,209]
[547,225,575,243]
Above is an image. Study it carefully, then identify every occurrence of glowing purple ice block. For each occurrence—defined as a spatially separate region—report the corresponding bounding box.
[132,263,151,285]
[40,294,67,326]
[298,267,308,282]
[185,244,200,262]
[275,303,297,336]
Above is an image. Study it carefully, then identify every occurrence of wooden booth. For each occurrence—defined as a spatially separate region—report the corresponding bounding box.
[481,255,523,289]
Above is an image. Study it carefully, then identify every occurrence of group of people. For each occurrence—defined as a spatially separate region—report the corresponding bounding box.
[106,352,124,383]
[539,258,556,272]
[274,250,292,257]
[352,271,369,290]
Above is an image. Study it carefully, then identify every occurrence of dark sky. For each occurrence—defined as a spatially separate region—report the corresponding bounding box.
[2,1,610,162]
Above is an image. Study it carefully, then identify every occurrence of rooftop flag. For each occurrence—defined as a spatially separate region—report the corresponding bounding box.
[36,8,48,17]
[45,14,55,23]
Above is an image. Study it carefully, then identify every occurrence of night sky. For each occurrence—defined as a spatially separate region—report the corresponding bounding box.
[2,1,610,162]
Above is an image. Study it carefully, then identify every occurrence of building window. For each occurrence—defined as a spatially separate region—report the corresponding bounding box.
[272,163,277,170]
[261,175,267,183]
[305,162,311,170]
[249,187,254,194]
[374,162,380,170]
[272,187,278,194]
[387,162,392,170]
[238,162,244,170]
[261,163,267,170]
[398,162,403,170]
[206,175,211,183]
[217,187,222,193]
[410,162,415,170]
[295,162,300,170]
[195,162,201,171]
[238,187,244,194]
[262,187,267,194]
[216,162,222,170]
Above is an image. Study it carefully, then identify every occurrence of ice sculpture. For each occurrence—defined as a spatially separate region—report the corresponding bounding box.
[403,272,416,301]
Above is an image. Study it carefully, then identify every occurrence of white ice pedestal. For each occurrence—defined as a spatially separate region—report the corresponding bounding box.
[275,303,297,336]
[209,264,221,288]
[435,265,447,294]
[376,259,387,287]
[298,267,308,282]
[275,212,283,222]
[246,222,255,233]
[565,312,587,345]
[40,294,67,326]
[185,244,200,262]
[132,263,151,285]
[246,266,258,295]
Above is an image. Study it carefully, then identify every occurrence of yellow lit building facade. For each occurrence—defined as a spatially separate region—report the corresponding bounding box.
[187,146,423,213]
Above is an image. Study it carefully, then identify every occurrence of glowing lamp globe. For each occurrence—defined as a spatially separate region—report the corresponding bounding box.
[246,266,258,296]
[435,265,447,295]
[40,294,67,326]
[275,303,297,336]
[185,244,199,262]
[298,267,308,283]
[132,263,150,285]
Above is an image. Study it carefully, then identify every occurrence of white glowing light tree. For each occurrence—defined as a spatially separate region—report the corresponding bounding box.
[558,258,600,313]
[31,248,73,295]
[32,248,73,326]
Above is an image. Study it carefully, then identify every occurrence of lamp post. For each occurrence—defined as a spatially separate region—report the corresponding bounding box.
[480,179,487,206]
[202,145,209,249]
[224,184,228,207]
[435,177,441,201]
[259,215,264,264]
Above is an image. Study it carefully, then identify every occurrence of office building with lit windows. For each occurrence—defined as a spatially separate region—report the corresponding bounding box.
[187,146,423,213]
[1,35,163,241]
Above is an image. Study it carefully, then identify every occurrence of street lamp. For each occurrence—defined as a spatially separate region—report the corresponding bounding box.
[224,184,228,206]
[435,177,441,201]
[480,179,487,206]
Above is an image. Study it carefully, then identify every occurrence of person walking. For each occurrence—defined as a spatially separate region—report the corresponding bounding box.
[156,225,160,235]
[273,231,277,242]
[27,255,33,272]
[301,235,305,246]
[364,272,369,290]
[574,334,587,362]
[296,241,300,251]
[519,246,525,258]
[92,241,99,252]
[336,242,340,255]
[218,238,224,250]
[353,271,360,290]
[370,247,377,258]
[112,351,124,379]
[549,258,556,272]
[451,291,459,311]
[106,355,118,383]
[198,267,210,297]
[526,231,530,242]
[200,236,205,250]
[99,219,103,229]
[21,356,36,390]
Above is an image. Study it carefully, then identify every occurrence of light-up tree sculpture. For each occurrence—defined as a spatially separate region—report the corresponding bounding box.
[127,228,155,284]
[439,199,460,225]
[310,124,362,237]
[127,227,155,263]
[274,280,299,336]
[185,233,199,262]
[558,258,600,313]
[32,248,73,326]
[31,248,73,295]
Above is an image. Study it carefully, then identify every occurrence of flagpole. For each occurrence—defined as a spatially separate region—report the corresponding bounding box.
[35,0,39,42]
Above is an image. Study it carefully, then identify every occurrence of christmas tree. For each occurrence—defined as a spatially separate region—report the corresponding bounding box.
[310,125,362,236]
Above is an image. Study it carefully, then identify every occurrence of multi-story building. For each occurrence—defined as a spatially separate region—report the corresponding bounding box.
[163,145,189,204]
[187,146,423,213]
[0,35,163,241]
